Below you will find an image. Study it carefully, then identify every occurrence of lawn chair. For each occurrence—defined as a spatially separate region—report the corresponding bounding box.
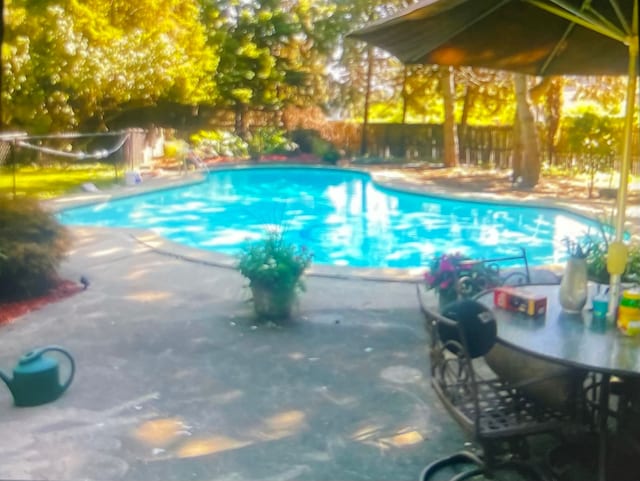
[419,299,577,481]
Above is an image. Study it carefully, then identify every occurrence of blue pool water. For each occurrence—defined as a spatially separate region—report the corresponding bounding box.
[59,167,604,268]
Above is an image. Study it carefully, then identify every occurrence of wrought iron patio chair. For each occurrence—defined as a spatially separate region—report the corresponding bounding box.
[419,299,577,481]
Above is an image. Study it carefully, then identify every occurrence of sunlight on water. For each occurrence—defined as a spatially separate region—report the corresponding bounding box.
[59,167,604,268]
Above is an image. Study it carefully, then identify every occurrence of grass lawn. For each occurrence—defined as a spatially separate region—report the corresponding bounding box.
[0,163,119,199]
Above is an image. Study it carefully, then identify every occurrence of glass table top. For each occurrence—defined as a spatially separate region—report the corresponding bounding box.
[476,284,640,376]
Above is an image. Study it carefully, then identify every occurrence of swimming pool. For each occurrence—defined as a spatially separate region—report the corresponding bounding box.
[59,166,604,269]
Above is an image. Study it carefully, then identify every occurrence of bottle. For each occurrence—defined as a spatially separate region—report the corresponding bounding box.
[618,288,640,335]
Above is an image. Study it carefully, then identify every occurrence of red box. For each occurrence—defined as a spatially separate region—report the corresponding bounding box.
[493,287,547,317]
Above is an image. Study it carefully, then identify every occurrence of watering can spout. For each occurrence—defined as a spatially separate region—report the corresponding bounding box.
[0,369,14,394]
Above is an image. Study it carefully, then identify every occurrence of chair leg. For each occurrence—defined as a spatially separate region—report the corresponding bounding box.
[419,451,483,481]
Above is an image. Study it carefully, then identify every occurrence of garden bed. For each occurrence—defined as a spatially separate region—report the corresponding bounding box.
[0,279,83,325]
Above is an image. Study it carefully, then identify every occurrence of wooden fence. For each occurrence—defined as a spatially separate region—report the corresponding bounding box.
[360,123,514,167]
[357,122,639,174]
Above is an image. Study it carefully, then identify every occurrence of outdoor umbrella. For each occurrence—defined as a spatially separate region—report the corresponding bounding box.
[349,0,638,318]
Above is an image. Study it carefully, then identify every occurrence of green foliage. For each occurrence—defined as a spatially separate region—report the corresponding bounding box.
[204,0,330,131]
[558,106,620,195]
[586,237,640,284]
[2,0,218,132]
[190,130,248,158]
[560,108,619,162]
[290,129,339,163]
[290,129,318,153]
[236,231,313,301]
[569,78,628,116]
[627,244,640,283]
[586,240,610,284]
[0,197,70,300]
[246,127,298,158]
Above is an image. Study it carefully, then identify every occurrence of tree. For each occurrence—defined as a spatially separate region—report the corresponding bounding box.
[326,0,411,137]
[2,0,217,133]
[559,106,619,197]
[203,0,331,138]
[530,76,564,166]
[513,74,540,188]
[439,66,457,167]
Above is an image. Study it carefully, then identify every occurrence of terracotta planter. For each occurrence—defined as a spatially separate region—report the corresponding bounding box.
[250,285,295,320]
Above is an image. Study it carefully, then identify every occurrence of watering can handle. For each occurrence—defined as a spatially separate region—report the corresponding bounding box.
[41,346,75,392]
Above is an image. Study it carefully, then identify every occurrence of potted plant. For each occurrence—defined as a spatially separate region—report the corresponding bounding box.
[424,253,472,309]
[236,231,312,320]
[586,237,610,285]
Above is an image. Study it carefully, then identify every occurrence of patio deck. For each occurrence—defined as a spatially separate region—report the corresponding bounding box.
[2,165,635,480]
[0,226,466,481]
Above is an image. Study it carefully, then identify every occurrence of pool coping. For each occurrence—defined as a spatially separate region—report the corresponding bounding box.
[128,227,425,283]
[46,163,603,282]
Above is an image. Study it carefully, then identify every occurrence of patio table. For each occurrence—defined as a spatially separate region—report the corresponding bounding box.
[476,284,640,481]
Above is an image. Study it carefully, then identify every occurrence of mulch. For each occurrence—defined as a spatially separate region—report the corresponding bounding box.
[0,280,83,325]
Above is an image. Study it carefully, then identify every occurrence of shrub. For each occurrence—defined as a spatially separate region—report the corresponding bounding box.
[246,127,297,159]
[586,237,640,284]
[0,197,70,300]
[290,129,340,163]
[290,129,318,153]
[190,130,248,158]
[236,231,312,295]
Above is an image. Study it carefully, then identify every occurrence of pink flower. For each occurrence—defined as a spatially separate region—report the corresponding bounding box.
[439,258,455,272]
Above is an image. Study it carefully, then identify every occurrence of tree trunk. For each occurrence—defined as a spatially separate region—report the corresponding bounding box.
[458,83,472,166]
[545,78,563,167]
[514,74,540,188]
[400,65,409,158]
[401,66,409,124]
[360,46,374,156]
[512,106,523,181]
[234,103,246,140]
[440,66,458,168]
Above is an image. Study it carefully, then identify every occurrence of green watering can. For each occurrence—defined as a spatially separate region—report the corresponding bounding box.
[0,346,75,407]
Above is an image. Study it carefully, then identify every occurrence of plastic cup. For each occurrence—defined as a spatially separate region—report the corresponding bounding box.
[592,296,609,321]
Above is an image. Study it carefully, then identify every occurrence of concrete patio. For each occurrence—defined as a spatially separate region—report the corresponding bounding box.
[0,225,467,481]
[2,165,636,480]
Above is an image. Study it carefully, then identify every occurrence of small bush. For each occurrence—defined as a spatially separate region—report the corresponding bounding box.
[190,130,248,158]
[246,127,298,159]
[291,129,339,163]
[290,129,318,154]
[0,197,70,300]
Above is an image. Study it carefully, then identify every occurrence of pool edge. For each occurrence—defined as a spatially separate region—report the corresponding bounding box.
[51,164,610,281]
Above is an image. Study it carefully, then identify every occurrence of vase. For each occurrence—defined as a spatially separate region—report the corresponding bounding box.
[250,285,294,320]
[559,256,588,313]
